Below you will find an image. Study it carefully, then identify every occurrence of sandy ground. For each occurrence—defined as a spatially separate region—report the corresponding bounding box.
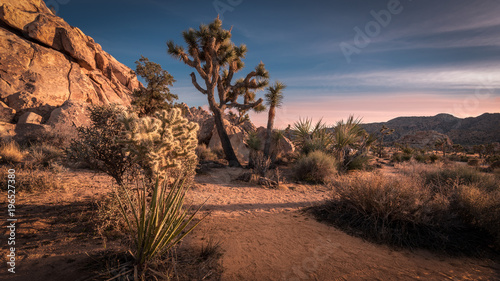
[1,166,499,280]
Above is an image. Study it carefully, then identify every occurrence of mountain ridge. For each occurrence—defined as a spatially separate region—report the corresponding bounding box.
[361,113,500,146]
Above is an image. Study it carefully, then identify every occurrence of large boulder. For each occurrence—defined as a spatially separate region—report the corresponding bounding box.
[255,126,295,156]
[0,101,15,122]
[209,119,250,162]
[0,0,141,142]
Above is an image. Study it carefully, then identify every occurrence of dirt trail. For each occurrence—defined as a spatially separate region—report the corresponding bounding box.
[185,168,500,281]
[2,167,499,280]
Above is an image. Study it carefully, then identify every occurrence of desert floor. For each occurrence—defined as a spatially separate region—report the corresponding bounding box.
[2,166,499,281]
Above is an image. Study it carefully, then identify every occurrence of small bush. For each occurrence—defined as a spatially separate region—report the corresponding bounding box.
[293,151,336,184]
[345,155,371,171]
[454,185,500,248]
[423,165,498,192]
[414,153,429,163]
[195,144,218,162]
[429,154,440,163]
[28,143,64,168]
[314,173,494,252]
[0,141,24,164]
[0,165,62,192]
[68,104,132,185]
[391,152,412,162]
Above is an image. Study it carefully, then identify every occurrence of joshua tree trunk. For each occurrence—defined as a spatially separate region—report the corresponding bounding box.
[211,105,240,166]
[263,105,275,159]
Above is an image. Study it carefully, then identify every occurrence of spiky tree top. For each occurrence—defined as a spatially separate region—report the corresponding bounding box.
[265,81,286,108]
[167,17,269,114]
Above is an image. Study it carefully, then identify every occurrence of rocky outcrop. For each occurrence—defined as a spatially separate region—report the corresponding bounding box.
[208,119,250,162]
[0,0,140,141]
[362,113,500,146]
[398,130,452,149]
[255,126,295,156]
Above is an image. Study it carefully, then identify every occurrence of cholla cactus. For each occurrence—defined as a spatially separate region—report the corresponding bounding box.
[119,108,199,180]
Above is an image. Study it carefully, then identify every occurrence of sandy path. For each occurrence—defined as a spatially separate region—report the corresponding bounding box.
[2,167,499,280]
[185,167,500,281]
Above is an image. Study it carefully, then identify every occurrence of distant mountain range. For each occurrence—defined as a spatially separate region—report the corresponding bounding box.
[362,113,500,146]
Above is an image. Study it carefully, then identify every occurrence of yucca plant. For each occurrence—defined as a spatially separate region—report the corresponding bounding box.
[291,118,334,155]
[115,177,203,279]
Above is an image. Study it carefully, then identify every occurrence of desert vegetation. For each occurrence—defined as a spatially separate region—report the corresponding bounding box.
[2,14,499,281]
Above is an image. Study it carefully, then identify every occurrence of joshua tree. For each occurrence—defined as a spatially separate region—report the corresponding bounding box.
[435,138,452,157]
[132,56,177,117]
[263,81,286,159]
[376,125,394,157]
[167,17,269,167]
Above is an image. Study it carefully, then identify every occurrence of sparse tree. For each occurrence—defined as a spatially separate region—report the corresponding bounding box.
[132,56,177,117]
[376,125,394,157]
[263,81,286,159]
[167,17,269,167]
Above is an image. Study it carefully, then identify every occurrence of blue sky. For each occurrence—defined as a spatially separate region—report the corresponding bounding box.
[48,0,500,127]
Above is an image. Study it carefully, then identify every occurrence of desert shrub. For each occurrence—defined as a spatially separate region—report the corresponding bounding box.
[195,144,218,162]
[414,153,429,163]
[468,159,480,166]
[391,152,411,162]
[28,143,64,168]
[293,150,336,183]
[0,141,24,164]
[0,165,62,192]
[447,154,461,162]
[253,151,271,176]
[115,177,202,278]
[68,104,132,185]
[345,154,371,171]
[454,185,500,248]
[429,153,440,163]
[423,165,498,192]
[315,173,492,252]
[119,108,199,182]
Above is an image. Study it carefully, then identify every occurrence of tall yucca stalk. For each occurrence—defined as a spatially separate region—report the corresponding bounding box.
[116,178,202,278]
[263,81,286,159]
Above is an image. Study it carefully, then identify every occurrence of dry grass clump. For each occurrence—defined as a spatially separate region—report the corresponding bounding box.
[195,144,218,162]
[293,150,337,184]
[454,185,500,248]
[0,165,63,192]
[313,170,498,253]
[0,141,25,164]
[28,143,65,168]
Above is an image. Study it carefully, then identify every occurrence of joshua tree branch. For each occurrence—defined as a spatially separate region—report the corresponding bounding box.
[228,98,263,111]
[190,73,207,95]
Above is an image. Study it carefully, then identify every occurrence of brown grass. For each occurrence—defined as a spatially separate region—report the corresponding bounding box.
[0,141,25,164]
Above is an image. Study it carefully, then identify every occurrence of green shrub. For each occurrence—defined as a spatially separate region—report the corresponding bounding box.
[115,178,202,278]
[345,155,371,171]
[0,141,24,164]
[391,152,411,162]
[293,151,336,184]
[68,104,132,185]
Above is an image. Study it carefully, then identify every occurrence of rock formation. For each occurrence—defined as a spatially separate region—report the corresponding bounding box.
[398,130,452,149]
[0,0,140,141]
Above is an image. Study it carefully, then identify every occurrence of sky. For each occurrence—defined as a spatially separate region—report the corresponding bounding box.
[47,0,500,127]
